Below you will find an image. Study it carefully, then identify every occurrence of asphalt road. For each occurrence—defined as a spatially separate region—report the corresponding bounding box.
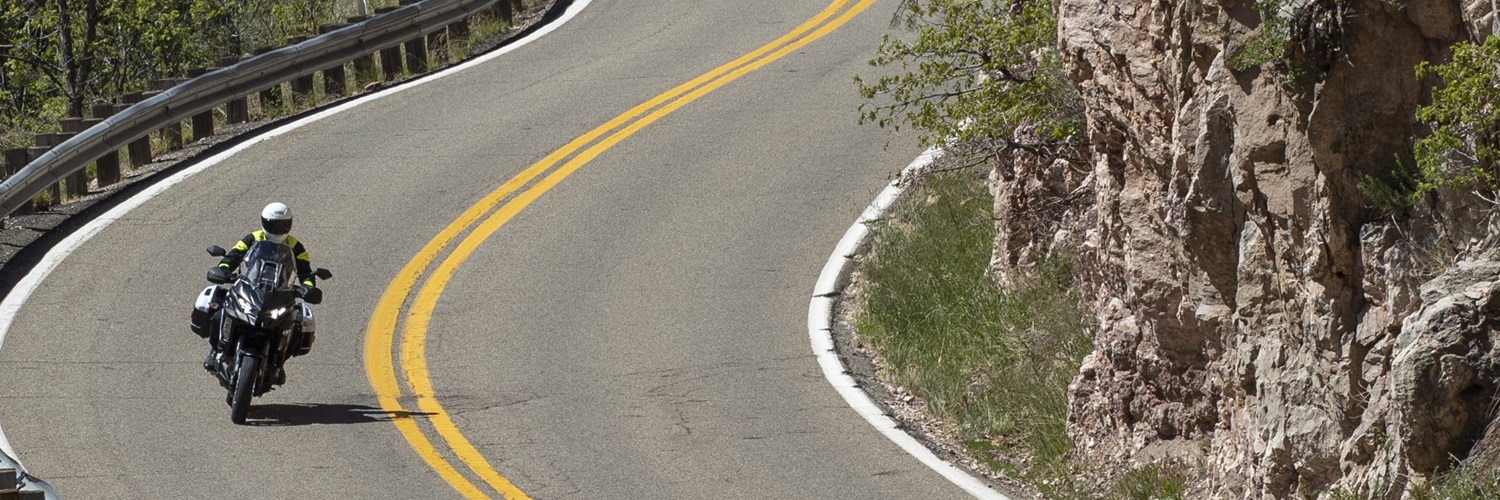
[0,0,978,498]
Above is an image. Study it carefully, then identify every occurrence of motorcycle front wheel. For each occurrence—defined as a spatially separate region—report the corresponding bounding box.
[229,355,258,424]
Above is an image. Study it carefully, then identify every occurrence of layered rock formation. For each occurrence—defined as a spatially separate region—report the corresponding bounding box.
[991,0,1500,496]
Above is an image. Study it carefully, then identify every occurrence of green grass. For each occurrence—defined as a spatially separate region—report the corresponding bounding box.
[1411,456,1500,500]
[1115,464,1187,500]
[451,14,512,61]
[853,168,1096,496]
[1357,156,1419,214]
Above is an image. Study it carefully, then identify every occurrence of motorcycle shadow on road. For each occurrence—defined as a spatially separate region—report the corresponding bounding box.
[244,403,436,426]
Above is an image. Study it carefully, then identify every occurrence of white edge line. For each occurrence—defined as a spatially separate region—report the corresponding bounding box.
[0,0,594,471]
[809,146,1012,500]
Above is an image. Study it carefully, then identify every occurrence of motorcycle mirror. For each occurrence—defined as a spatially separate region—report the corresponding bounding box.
[315,268,333,280]
[301,287,324,305]
[207,245,227,257]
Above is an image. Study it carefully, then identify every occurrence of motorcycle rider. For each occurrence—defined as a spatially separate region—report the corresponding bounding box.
[203,202,320,379]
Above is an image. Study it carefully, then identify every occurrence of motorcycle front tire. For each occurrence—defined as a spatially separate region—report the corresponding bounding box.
[229,356,258,424]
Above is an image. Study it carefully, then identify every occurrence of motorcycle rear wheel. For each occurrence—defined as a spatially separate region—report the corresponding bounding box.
[229,356,257,424]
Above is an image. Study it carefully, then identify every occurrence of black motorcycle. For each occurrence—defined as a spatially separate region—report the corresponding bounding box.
[192,241,330,424]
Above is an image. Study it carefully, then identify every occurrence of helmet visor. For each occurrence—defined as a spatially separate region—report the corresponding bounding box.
[262,217,292,235]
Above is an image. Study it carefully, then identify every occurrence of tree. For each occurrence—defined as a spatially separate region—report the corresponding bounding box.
[1413,35,1500,195]
[0,0,353,148]
[855,0,1083,163]
[2,0,80,133]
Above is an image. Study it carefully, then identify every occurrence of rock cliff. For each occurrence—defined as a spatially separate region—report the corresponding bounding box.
[991,0,1500,496]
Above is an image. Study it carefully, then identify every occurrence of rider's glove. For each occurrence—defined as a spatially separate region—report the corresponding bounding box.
[300,286,324,305]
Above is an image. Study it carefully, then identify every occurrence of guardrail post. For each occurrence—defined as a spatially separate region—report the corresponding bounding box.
[28,139,58,209]
[346,16,377,86]
[81,117,111,190]
[150,80,185,150]
[404,36,428,75]
[375,7,404,81]
[59,118,89,198]
[89,101,123,189]
[186,67,215,141]
[252,47,285,117]
[492,0,514,23]
[405,36,428,74]
[221,56,250,123]
[141,90,164,156]
[287,36,316,101]
[122,91,153,167]
[59,118,83,134]
[427,26,448,66]
[379,42,403,80]
[2,148,31,215]
[318,25,349,96]
[398,1,429,74]
[59,132,86,199]
[2,149,26,178]
[449,18,470,49]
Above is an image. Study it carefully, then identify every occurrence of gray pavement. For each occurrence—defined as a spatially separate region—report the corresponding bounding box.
[0,0,974,498]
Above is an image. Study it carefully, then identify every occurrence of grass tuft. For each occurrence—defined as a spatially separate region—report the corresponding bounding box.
[452,14,512,61]
[1411,455,1500,500]
[1115,463,1187,500]
[853,169,1095,495]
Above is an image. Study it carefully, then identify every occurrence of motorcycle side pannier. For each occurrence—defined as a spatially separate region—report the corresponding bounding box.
[289,302,316,356]
[190,286,224,338]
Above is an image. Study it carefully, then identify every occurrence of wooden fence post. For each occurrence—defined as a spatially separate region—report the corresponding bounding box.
[28,138,58,208]
[347,16,377,86]
[427,25,448,65]
[254,47,284,116]
[58,118,88,198]
[121,91,152,167]
[3,148,32,214]
[80,117,112,190]
[287,36,316,101]
[405,34,429,74]
[492,0,513,23]
[151,80,185,150]
[141,90,163,156]
[449,18,470,49]
[58,133,86,198]
[221,56,250,123]
[2,149,27,177]
[376,7,404,80]
[59,117,83,134]
[89,101,123,188]
[1,464,14,492]
[186,67,215,141]
[399,1,429,74]
[319,25,349,96]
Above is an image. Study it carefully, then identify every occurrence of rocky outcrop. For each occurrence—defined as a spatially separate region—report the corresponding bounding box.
[1393,261,1500,472]
[990,0,1500,496]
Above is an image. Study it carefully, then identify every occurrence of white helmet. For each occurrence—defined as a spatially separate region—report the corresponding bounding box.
[260,202,292,243]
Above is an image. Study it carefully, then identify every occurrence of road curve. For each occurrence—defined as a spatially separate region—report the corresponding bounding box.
[0,0,975,498]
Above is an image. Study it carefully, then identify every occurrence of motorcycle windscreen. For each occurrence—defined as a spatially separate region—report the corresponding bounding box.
[242,241,298,292]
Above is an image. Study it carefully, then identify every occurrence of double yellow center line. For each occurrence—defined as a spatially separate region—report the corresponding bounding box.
[363,0,875,497]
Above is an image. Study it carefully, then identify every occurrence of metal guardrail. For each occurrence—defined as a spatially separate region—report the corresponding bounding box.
[0,0,502,216]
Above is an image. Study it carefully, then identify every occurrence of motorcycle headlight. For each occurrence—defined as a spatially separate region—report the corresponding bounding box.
[265,307,289,320]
